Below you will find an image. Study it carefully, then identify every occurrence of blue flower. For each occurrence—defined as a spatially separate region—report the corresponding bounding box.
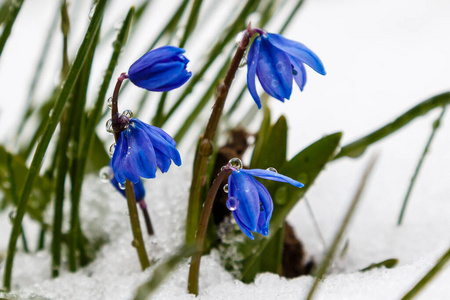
[110,176,146,202]
[111,117,182,185]
[227,168,304,240]
[128,45,192,91]
[247,32,326,108]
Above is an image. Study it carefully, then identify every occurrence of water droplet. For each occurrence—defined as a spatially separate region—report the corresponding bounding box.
[271,79,279,88]
[262,228,269,236]
[131,240,140,248]
[122,109,133,119]
[220,166,226,171]
[106,119,113,134]
[223,184,229,193]
[266,167,277,173]
[276,62,286,73]
[9,210,16,220]
[118,182,125,190]
[235,30,246,46]
[109,143,116,157]
[107,97,113,108]
[49,109,54,118]
[125,210,130,216]
[226,197,239,211]
[228,158,243,170]
[88,4,96,20]
[99,166,113,182]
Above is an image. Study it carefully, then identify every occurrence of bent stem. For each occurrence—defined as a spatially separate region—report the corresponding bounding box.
[111,75,150,270]
[188,169,232,295]
[185,25,252,245]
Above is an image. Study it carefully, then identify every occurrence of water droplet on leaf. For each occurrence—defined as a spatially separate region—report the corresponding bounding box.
[228,158,243,170]
[88,4,96,20]
[226,197,239,211]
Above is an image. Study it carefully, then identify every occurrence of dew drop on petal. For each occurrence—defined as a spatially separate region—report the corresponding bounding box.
[99,166,113,182]
[271,79,279,88]
[223,184,229,193]
[228,158,243,170]
[266,167,277,173]
[122,109,133,118]
[276,62,286,73]
[107,97,113,108]
[109,143,116,157]
[226,197,239,211]
[118,182,126,190]
[106,119,114,134]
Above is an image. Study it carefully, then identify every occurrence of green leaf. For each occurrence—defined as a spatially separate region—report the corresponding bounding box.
[249,106,271,168]
[0,0,24,58]
[360,258,398,272]
[239,132,342,283]
[0,146,53,224]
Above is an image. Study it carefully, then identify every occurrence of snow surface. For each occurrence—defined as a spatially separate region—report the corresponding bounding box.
[1,0,450,299]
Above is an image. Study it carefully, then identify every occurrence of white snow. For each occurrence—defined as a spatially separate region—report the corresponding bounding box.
[1,0,450,299]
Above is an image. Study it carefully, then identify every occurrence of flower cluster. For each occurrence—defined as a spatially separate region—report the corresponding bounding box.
[225,160,304,240]
[247,31,326,108]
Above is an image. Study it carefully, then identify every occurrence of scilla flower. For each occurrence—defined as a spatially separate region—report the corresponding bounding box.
[128,46,192,92]
[111,117,181,185]
[247,31,326,108]
[226,166,304,240]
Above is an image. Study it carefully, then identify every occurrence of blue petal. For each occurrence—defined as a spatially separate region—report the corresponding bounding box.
[110,176,146,201]
[111,130,129,184]
[130,61,190,91]
[267,33,326,75]
[251,178,273,236]
[129,123,158,179]
[232,211,254,240]
[256,36,293,102]
[228,171,260,232]
[129,46,186,74]
[246,37,262,109]
[133,119,182,167]
[240,169,304,188]
[289,55,307,91]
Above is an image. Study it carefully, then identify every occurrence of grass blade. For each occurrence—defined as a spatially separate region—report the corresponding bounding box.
[0,0,24,58]
[2,0,107,290]
[397,106,446,225]
[306,155,378,300]
[401,247,450,300]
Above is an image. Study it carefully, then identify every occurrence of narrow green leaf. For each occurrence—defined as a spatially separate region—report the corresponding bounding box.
[398,106,446,225]
[3,0,107,290]
[360,258,398,272]
[306,155,378,300]
[401,247,450,300]
[0,0,24,58]
[134,245,196,300]
[249,106,271,168]
[335,92,450,160]
[178,0,202,48]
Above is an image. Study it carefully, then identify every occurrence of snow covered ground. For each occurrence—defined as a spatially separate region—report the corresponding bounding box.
[1,0,450,299]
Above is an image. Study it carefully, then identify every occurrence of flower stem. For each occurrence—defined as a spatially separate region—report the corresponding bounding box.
[125,180,150,270]
[185,25,252,245]
[188,169,232,295]
[139,200,154,235]
[111,75,150,270]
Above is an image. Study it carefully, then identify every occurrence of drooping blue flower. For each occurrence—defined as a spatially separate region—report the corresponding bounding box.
[227,168,304,240]
[128,45,192,92]
[111,117,181,185]
[247,32,326,108]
